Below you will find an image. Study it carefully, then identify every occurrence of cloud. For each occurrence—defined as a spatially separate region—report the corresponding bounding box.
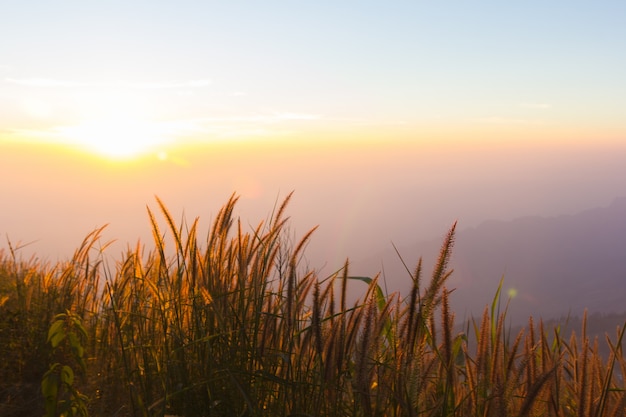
[193,112,322,125]
[5,78,88,87]
[184,113,407,134]
[2,110,321,145]
[152,112,323,140]
[273,112,321,121]
[125,79,211,89]
[2,127,67,144]
[4,78,211,89]
[472,116,541,125]
[520,102,552,109]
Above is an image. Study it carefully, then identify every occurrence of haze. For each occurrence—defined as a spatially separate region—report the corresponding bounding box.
[2,2,626,293]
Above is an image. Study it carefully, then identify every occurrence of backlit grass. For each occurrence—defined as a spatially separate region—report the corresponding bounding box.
[1,193,625,416]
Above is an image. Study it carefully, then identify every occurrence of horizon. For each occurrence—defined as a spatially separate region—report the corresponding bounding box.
[3,139,625,266]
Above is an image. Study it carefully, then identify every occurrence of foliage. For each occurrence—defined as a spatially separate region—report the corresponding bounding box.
[1,193,625,416]
[42,311,90,417]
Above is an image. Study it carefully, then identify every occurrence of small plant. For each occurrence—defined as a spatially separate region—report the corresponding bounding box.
[41,310,89,417]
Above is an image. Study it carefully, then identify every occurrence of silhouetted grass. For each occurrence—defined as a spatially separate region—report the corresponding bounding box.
[1,194,626,416]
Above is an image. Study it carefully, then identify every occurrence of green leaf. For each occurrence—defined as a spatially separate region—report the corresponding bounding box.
[68,333,84,358]
[42,364,61,417]
[50,331,67,349]
[71,316,88,339]
[60,365,74,386]
[344,276,395,344]
[490,276,505,347]
[345,276,386,311]
[47,319,65,343]
[41,370,59,399]
[490,276,504,327]
[52,312,68,322]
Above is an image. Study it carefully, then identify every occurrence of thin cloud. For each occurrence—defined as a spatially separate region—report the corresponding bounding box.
[4,78,211,89]
[156,112,323,139]
[5,78,88,87]
[193,112,322,125]
[200,112,402,140]
[274,112,321,121]
[3,127,68,143]
[520,102,552,109]
[125,79,211,89]
[472,116,542,125]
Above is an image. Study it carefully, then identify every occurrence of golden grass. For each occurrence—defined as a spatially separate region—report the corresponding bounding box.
[1,194,625,416]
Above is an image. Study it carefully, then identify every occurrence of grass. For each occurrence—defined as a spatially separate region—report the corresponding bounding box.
[1,193,626,416]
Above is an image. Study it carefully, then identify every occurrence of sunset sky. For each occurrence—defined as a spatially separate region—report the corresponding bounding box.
[2,2,626,277]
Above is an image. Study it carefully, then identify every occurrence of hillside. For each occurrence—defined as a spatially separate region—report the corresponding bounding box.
[354,197,626,324]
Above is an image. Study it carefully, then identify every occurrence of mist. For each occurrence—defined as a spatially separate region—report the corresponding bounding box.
[2,139,626,284]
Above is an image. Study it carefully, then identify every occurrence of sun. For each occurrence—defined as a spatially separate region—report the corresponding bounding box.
[58,91,173,159]
[61,116,168,158]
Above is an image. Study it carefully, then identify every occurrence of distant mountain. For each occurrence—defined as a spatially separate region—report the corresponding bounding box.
[353,197,626,324]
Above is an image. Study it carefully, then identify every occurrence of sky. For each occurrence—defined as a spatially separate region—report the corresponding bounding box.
[2,2,626,280]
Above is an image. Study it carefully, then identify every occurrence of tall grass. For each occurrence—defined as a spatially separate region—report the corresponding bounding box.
[1,194,626,416]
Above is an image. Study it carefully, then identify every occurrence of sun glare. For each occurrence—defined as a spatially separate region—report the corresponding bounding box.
[61,117,169,158]
[57,91,173,159]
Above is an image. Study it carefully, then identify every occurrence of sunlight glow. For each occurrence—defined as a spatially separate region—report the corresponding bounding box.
[57,91,173,159]
[61,117,169,158]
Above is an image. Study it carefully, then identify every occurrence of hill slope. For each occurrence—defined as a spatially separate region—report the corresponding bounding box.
[354,197,626,323]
